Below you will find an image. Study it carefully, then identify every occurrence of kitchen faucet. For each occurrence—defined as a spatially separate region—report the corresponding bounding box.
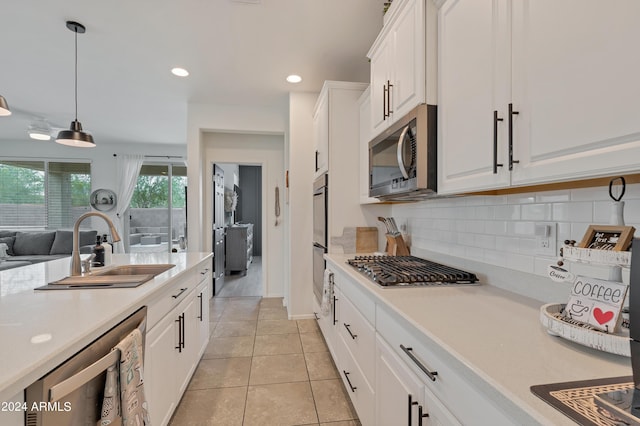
[70,212,121,276]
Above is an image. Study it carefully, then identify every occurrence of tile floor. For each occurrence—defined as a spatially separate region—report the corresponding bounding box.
[168,296,361,426]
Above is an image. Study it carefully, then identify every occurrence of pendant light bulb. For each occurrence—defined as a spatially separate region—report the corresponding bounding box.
[56,21,95,148]
[0,95,11,116]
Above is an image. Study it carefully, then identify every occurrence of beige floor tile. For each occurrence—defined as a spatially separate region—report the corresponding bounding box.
[221,306,260,321]
[253,333,302,356]
[311,379,358,423]
[259,297,284,308]
[258,307,289,320]
[249,353,309,385]
[244,382,318,426]
[319,421,361,426]
[212,320,257,337]
[187,357,251,390]
[300,331,329,353]
[169,387,246,426]
[297,319,320,333]
[203,335,255,359]
[304,352,339,381]
[256,319,299,335]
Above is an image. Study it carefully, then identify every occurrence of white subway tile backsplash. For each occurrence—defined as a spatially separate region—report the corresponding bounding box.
[535,190,571,203]
[474,206,495,220]
[557,222,572,243]
[571,186,611,202]
[506,252,534,274]
[621,199,640,224]
[474,234,496,250]
[496,236,519,252]
[552,202,593,222]
[484,249,507,268]
[521,203,552,220]
[485,220,508,235]
[495,205,521,220]
[593,201,612,223]
[507,194,535,204]
[465,220,485,233]
[534,256,558,277]
[518,238,537,254]
[465,196,487,206]
[465,246,484,262]
[508,221,535,236]
[571,223,591,243]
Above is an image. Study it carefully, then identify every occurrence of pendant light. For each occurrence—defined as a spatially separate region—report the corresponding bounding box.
[56,21,95,148]
[0,95,11,116]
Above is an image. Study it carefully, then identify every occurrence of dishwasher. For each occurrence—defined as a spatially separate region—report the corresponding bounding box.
[25,306,147,426]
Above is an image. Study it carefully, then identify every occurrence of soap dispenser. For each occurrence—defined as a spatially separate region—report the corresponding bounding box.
[102,234,112,266]
[92,236,105,267]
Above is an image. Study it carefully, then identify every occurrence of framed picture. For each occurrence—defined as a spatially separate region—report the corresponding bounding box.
[578,225,635,251]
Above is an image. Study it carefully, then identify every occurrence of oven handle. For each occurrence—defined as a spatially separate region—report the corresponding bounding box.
[48,348,120,402]
[396,124,411,180]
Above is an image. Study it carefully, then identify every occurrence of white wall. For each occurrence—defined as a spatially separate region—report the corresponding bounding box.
[287,92,317,318]
[390,183,640,302]
[202,132,285,298]
[1,139,185,234]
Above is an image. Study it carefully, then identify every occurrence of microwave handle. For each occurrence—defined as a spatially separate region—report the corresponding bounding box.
[396,125,410,180]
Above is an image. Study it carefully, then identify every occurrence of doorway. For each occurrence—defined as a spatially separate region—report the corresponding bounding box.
[214,163,263,298]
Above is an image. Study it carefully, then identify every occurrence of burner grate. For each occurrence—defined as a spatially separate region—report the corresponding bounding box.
[347,255,478,287]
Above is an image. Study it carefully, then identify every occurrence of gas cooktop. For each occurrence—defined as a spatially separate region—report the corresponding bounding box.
[347,255,479,287]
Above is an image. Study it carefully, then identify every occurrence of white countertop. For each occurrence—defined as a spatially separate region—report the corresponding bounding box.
[325,253,632,425]
[0,252,212,401]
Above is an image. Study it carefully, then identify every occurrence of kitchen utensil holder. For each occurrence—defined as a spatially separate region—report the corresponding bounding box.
[385,234,410,256]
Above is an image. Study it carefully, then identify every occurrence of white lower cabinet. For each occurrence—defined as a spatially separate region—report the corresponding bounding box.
[145,260,211,426]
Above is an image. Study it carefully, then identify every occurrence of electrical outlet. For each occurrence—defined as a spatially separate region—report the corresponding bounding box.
[535,222,557,256]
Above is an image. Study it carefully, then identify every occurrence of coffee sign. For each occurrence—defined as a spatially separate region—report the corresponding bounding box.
[564,276,628,332]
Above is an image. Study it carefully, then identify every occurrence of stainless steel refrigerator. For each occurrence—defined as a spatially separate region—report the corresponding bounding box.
[213,164,225,296]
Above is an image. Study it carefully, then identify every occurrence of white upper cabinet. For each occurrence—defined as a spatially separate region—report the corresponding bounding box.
[358,87,380,204]
[369,0,430,138]
[438,0,640,195]
[313,92,329,177]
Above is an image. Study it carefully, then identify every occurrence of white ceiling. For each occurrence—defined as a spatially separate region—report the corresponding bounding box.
[0,0,383,146]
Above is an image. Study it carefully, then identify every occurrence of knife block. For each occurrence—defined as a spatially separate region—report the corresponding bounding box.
[385,234,410,256]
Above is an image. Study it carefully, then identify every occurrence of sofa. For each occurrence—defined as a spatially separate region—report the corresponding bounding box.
[0,230,97,271]
[130,226,170,246]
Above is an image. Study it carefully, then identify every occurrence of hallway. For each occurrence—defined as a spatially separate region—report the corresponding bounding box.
[168,296,361,426]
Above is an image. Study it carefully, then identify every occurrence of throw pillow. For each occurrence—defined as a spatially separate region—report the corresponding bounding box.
[50,230,98,255]
[0,236,15,255]
[13,232,56,256]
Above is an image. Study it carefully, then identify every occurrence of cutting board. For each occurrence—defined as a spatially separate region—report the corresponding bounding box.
[331,227,378,253]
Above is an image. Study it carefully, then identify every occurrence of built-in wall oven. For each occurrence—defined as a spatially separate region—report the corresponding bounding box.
[312,173,328,304]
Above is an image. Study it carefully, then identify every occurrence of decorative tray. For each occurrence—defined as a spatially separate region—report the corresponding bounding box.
[540,303,630,357]
[561,245,631,268]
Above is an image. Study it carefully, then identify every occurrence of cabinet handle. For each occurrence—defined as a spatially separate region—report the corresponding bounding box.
[508,103,519,170]
[387,80,393,115]
[333,296,338,325]
[493,110,504,174]
[172,287,188,299]
[400,344,438,381]
[313,312,319,320]
[418,405,429,426]
[408,394,418,426]
[200,268,209,275]
[383,83,388,120]
[197,292,203,321]
[343,323,357,340]
[315,150,319,172]
[181,313,186,350]
[342,370,357,393]
[175,314,184,353]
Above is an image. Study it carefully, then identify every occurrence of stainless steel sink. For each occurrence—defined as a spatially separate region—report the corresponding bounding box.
[38,264,176,290]
[95,264,175,277]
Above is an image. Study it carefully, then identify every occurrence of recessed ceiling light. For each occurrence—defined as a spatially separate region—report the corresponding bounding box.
[171,67,189,77]
[286,74,302,84]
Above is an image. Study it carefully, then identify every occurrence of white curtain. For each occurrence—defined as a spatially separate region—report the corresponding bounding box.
[114,154,144,253]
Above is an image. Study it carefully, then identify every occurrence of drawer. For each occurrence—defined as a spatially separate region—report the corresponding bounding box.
[376,305,513,425]
[147,269,197,329]
[335,331,375,426]
[338,292,376,385]
[333,267,375,325]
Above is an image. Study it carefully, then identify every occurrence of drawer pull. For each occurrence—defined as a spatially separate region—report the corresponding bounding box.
[343,323,357,340]
[342,370,357,393]
[313,312,320,320]
[332,296,338,325]
[400,344,438,381]
[172,287,188,299]
[200,268,210,275]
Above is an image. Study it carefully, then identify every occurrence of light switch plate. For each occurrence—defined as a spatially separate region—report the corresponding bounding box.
[535,222,557,256]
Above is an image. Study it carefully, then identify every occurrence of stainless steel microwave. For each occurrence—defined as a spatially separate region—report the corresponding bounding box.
[369,103,437,200]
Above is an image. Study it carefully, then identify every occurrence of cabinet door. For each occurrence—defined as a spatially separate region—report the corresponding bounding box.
[313,93,329,176]
[176,297,198,395]
[511,0,640,185]
[438,0,511,194]
[145,314,178,426]
[359,88,380,204]
[196,277,210,358]
[376,334,424,426]
[370,36,393,136]
[391,0,425,120]
[422,385,462,426]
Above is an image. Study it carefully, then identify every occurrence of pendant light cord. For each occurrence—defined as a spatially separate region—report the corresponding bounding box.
[74,27,78,121]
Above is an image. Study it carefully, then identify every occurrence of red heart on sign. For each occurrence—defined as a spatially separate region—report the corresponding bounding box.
[593,308,614,325]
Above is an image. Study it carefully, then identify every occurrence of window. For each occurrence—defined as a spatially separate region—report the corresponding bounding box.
[129,163,187,253]
[0,160,91,229]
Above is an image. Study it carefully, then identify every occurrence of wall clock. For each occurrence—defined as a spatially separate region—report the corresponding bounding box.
[90,189,117,212]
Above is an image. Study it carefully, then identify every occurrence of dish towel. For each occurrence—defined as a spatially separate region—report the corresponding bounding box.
[321,269,334,316]
[99,328,150,426]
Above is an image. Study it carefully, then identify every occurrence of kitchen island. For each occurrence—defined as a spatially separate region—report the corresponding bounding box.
[0,251,212,425]
[324,253,631,425]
